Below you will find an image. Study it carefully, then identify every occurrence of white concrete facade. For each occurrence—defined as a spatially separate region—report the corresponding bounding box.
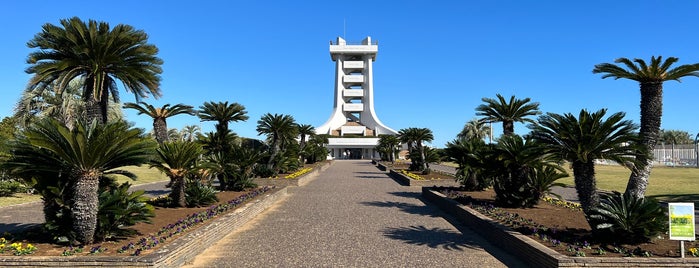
[316,36,398,160]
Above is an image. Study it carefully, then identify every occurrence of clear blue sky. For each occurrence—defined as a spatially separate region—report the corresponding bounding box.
[2,1,699,147]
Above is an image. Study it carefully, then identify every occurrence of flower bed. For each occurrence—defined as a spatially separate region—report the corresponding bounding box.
[386,169,460,187]
[423,187,699,268]
[0,186,288,267]
[254,161,332,187]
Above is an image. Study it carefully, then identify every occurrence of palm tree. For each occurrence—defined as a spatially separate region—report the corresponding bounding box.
[181,125,201,142]
[25,17,163,124]
[150,141,203,207]
[457,118,491,141]
[124,102,194,144]
[256,113,298,171]
[593,56,699,198]
[297,124,316,164]
[444,137,490,191]
[3,118,154,244]
[398,127,434,172]
[198,101,248,134]
[475,94,540,136]
[377,134,401,163]
[530,109,641,222]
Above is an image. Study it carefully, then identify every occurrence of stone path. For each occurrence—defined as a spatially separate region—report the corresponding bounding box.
[184,160,526,267]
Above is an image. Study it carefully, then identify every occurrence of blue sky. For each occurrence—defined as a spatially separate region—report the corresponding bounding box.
[2,1,699,147]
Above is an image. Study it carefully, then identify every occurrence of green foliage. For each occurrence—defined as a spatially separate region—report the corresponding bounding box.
[587,191,667,243]
[185,180,219,207]
[96,182,154,240]
[0,180,28,197]
[475,94,540,136]
[531,165,568,200]
[445,138,492,191]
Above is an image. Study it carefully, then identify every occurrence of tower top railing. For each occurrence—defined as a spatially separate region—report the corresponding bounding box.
[330,40,378,46]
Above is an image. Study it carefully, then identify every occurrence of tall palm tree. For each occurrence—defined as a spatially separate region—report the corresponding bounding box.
[124,102,194,144]
[256,113,298,171]
[25,17,163,125]
[150,141,203,207]
[3,118,154,244]
[593,56,699,198]
[398,127,434,171]
[198,101,248,134]
[530,109,641,224]
[457,118,491,141]
[475,94,540,136]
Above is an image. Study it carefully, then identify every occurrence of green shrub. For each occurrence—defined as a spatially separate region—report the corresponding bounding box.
[96,182,154,240]
[587,191,667,243]
[185,181,219,207]
[0,179,28,197]
[531,165,567,200]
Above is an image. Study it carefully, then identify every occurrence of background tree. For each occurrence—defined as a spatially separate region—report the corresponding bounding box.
[398,127,433,172]
[26,17,163,124]
[457,118,490,141]
[256,113,298,172]
[3,119,154,244]
[198,101,248,134]
[593,56,699,198]
[530,109,641,226]
[475,94,540,136]
[181,125,201,142]
[124,102,194,144]
[297,124,315,164]
[659,129,692,165]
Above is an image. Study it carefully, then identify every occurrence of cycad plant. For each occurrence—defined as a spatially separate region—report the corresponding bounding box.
[150,141,203,207]
[444,137,492,191]
[587,191,667,243]
[2,118,154,244]
[123,102,195,144]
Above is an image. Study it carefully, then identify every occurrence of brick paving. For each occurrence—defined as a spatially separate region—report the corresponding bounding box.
[184,160,526,267]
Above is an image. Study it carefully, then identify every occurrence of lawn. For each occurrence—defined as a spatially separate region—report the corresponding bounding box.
[559,164,699,204]
[0,165,168,208]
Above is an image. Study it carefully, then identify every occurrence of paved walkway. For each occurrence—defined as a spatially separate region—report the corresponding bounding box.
[0,181,170,234]
[184,160,526,267]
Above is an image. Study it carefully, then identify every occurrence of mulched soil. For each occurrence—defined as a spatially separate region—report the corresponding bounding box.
[445,188,699,258]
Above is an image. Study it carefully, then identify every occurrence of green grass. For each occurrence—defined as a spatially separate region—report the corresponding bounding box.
[558,164,699,205]
[0,165,168,208]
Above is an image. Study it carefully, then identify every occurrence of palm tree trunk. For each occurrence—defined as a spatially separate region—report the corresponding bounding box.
[267,137,279,171]
[85,98,103,125]
[70,169,100,244]
[626,82,663,198]
[572,160,599,217]
[419,145,428,171]
[503,120,515,136]
[170,176,186,207]
[153,118,168,144]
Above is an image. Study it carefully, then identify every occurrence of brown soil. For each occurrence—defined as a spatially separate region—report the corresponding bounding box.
[447,188,699,258]
[3,187,279,257]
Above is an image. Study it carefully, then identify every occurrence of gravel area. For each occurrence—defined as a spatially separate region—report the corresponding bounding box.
[184,160,527,268]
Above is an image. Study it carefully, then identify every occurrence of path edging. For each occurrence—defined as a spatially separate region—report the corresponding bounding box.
[422,187,699,268]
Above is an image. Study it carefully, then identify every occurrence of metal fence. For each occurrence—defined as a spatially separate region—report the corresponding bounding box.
[653,144,698,166]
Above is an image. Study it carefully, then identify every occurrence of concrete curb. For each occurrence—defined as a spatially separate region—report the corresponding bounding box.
[422,187,699,268]
[0,187,289,267]
[253,160,333,187]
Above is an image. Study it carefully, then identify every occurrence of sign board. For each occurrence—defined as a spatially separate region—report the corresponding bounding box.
[669,203,696,241]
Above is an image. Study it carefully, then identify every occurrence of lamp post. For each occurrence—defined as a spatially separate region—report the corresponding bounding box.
[694,133,699,168]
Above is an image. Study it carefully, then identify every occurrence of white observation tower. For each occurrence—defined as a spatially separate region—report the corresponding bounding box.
[316,36,398,159]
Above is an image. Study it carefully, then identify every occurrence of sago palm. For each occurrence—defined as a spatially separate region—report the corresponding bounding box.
[297,124,315,164]
[256,113,298,171]
[26,17,163,124]
[124,102,194,144]
[475,94,540,136]
[398,127,434,172]
[530,109,642,223]
[593,56,699,198]
[3,118,154,244]
[457,118,490,141]
[150,141,203,207]
[198,101,248,134]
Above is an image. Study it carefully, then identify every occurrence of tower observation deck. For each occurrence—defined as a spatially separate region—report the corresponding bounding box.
[316,36,398,160]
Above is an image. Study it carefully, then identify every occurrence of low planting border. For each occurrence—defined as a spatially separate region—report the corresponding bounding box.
[422,187,699,268]
[386,169,460,187]
[254,161,333,187]
[0,187,289,267]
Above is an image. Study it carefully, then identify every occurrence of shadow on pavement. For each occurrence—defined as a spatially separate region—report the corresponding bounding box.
[0,223,41,234]
[381,225,477,251]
